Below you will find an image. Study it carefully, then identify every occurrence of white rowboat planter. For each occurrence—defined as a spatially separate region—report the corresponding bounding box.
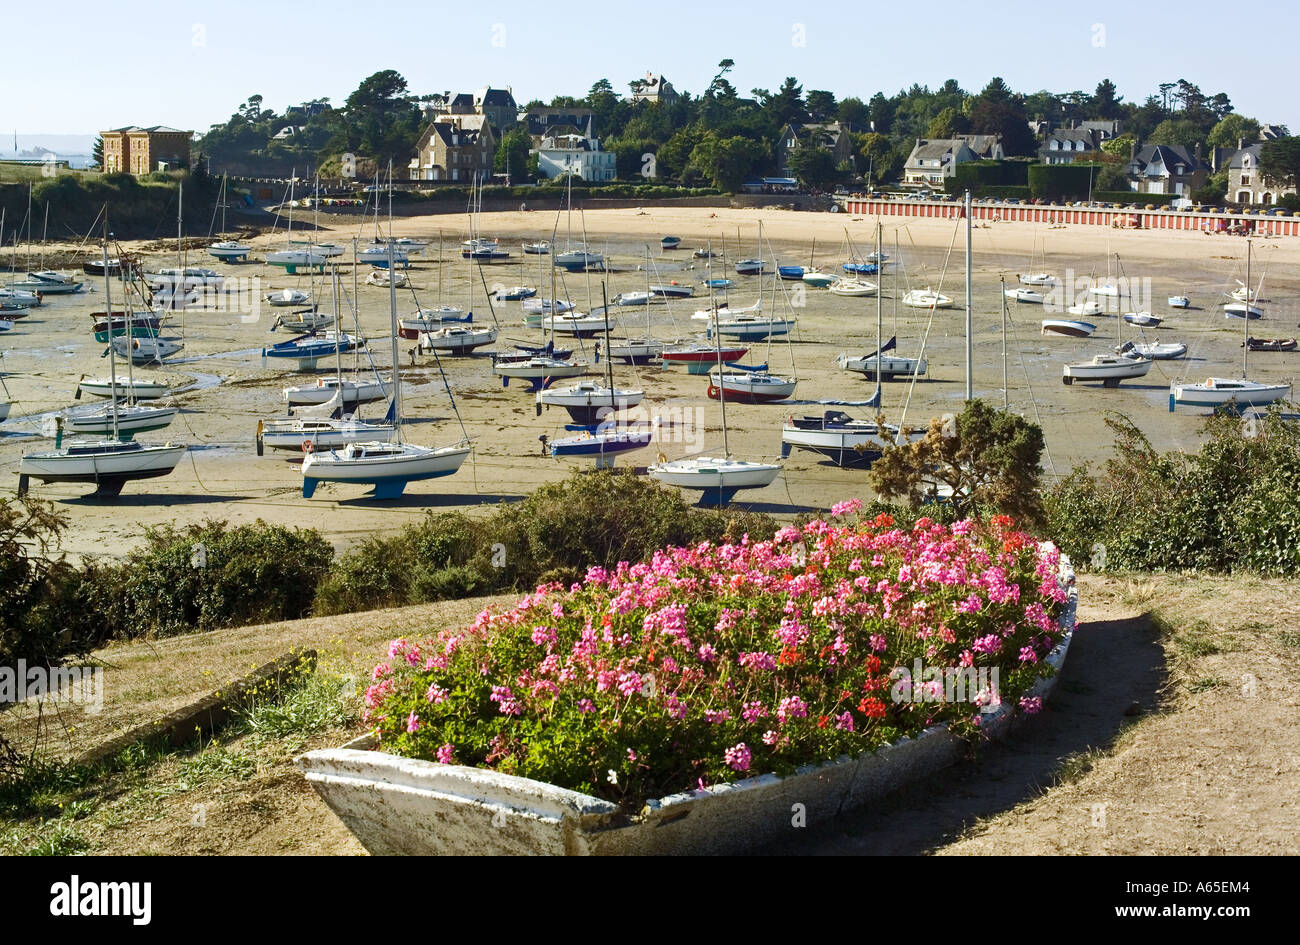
[297,556,1077,854]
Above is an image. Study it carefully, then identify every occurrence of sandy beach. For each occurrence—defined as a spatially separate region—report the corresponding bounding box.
[3,204,1297,558]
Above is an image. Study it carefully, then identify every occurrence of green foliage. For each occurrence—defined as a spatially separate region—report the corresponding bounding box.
[870,398,1046,525]
[785,146,840,191]
[687,132,767,191]
[1148,118,1203,147]
[91,520,334,638]
[943,159,1028,195]
[1045,410,1300,574]
[1100,133,1136,158]
[315,472,777,615]
[493,126,531,181]
[1028,163,1103,200]
[1207,114,1261,151]
[1258,137,1300,191]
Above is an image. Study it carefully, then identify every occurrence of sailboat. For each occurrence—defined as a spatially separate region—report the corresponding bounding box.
[536,281,643,424]
[206,174,251,261]
[609,246,666,363]
[266,177,328,271]
[301,244,470,498]
[547,284,655,465]
[419,205,498,355]
[648,320,780,505]
[19,233,185,497]
[839,226,926,381]
[553,177,603,271]
[259,264,397,453]
[1171,240,1290,411]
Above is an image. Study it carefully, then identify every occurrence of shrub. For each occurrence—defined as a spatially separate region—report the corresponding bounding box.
[364,505,1069,807]
[107,520,334,637]
[314,472,778,615]
[1044,410,1300,574]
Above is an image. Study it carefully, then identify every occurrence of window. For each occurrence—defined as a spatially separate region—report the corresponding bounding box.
[1241,174,1251,186]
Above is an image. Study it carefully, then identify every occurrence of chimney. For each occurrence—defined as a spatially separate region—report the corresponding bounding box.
[1238,137,1244,150]
[1129,139,1136,161]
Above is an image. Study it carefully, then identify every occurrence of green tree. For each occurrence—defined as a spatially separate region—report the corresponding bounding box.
[493,126,532,182]
[805,90,837,122]
[1095,163,1130,191]
[657,126,704,179]
[837,97,869,127]
[869,399,1046,525]
[91,135,104,170]
[1148,118,1202,148]
[688,133,765,192]
[1100,132,1137,157]
[786,146,839,191]
[1093,79,1123,118]
[969,79,1035,155]
[1258,137,1300,190]
[925,106,968,138]
[1207,114,1261,151]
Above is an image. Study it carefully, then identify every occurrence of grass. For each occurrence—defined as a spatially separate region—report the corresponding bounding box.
[0,670,357,854]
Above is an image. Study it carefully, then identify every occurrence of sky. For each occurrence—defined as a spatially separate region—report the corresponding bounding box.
[3,0,1295,146]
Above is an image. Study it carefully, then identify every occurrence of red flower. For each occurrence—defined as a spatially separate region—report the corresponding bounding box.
[601,614,612,627]
[858,697,887,719]
[865,655,882,675]
[873,513,895,529]
[990,514,1014,529]
[840,689,853,701]
[817,715,829,728]
[778,647,802,666]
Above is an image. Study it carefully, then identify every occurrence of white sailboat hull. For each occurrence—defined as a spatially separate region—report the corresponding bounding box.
[260,418,397,451]
[79,378,170,400]
[284,378,390,405]
[648,457,780,491]
[1170,379,1290,408]
[64,405,178,435]
[19,442,185,484]
[1062,356,1152,385]
[838,353,927,379]
[302,442,470,486]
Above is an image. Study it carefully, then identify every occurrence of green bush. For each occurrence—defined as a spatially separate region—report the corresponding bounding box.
[103,520,334,637]
[314,472,778,615]
[1091,190,1176,206]
[1028,163,1101,200]
[1045,411,1300,574]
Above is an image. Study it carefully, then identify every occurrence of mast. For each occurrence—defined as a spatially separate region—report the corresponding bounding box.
[1243,239,1251,378]
[388,242,403,440]
[964,189,973,401]
[102,220,120,441]
[875,221,883,403]
[714,275,730,459]
[1000,276,1009,409]
[177,179,183,270]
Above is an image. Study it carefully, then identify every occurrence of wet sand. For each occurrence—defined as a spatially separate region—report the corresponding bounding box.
[3,205,1297,558]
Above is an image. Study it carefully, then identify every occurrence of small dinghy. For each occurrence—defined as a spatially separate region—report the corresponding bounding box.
[1245,337,1298,352]
[777,265,805,281]
[902,288,952,309]
[266,288,311,307]
[1041,319,1096,338]
[1117,340,1186,360]
[1019,272,1057,286]
[1124,312,1162,327]
[365,269,408,288]
[1069,300,1104,317]
[1168,295,1190,308]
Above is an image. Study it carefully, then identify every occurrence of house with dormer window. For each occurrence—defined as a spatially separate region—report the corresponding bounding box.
[408,118,496,181]
[1038,129,1102,165]
[1124,144,1209,197]
[903,138,979,187]
[1229,143,1295,205]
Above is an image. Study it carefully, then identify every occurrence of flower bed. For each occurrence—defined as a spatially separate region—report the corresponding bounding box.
[357,505,1070,810]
